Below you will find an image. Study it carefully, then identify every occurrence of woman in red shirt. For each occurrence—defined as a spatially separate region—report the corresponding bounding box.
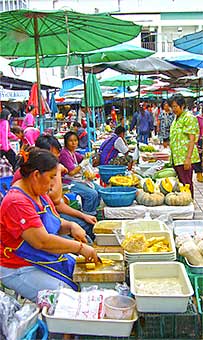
[0,148,98,301]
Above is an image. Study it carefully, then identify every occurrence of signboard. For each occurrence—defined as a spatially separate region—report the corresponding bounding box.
[0,89,29,101]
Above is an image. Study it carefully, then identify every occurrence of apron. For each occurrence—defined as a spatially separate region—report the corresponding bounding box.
[4,187,78,291]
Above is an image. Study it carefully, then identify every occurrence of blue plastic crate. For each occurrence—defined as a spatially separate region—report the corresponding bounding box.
[0,176,13,196]
[99,186,137,207]
[98,165,127,184]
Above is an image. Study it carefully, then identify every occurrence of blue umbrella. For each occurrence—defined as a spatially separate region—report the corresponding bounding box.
[49,93,58,116]
[174,30,203,55]
[166,54,203,69]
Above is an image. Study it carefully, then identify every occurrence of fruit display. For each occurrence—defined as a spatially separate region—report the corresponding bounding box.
[121,234,170,253]
[139,145,157,152]
[159,178,173,195]
[164,192,192,206]
[136,189,165,206]
[143,178,155,194]
[109,174,140,187]
[152,168,177,180]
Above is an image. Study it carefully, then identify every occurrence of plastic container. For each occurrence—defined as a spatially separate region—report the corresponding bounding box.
[130,262,194,313]
[93,220,123,246]
[99,186,137,207]
[0,176,13,196]
[184,257,203,274]
[98,165,127,184]
[104,295,136,320]
[122,219,168,234]
[173,220,203,237]
[42,307,137,337]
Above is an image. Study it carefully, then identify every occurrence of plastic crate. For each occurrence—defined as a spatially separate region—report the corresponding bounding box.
[136,299,200,339]
[21,319,48,340]
[0,176,13,196]
[195,276,203,337]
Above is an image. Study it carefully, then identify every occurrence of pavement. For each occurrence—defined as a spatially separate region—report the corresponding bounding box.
[193,174,203,220]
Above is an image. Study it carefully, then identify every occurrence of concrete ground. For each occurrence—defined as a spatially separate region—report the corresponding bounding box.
[193,174,203,220]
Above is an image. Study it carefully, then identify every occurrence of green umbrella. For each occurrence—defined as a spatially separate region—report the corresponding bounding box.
[99,74,153,126]
[81,73,104,148]
[9,44,154,68]
[0,9,141,119]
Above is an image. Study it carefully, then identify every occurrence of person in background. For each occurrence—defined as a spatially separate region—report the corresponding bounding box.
[111,106,117,125]
[193,105,203,182]
[0,147,98,301]
[11,126,40,147]
[157,100,175,148]
[136,104,153,145]
[21,105,35,130]
[59,131,101,216]
[72,121,88,149]
[0,109,18,169]
[99,126,129,165]
[169,94,200,198]
[151,102,159,135]
[105,118,114,133]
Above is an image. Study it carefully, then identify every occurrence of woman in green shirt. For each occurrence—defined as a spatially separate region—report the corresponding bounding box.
[169,94,200,198]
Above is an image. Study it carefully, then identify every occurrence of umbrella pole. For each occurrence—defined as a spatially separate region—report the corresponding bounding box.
[81,55,91,151]
[138,74,141,102]
[123,81,127,129]
[34,16,43,133]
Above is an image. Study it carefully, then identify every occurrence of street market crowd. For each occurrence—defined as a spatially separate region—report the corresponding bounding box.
[0,93,203,302]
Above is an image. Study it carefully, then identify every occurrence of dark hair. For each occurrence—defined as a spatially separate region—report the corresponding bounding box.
[106,118,113,125]
[170,94,186,109]
[35,135,62,152]
[72,121,81,128]
[0,109,11,120]
[19,147,58,178]
[115,126,125,135]
[11,126,23,135]
[64,131,79,147]
[161,100,169,110]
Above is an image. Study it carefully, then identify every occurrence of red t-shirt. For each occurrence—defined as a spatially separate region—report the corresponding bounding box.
[0,188,58,268]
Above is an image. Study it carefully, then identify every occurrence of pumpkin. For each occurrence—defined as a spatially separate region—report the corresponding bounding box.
[136,189,165,207]
[165,192,192,206]
[159,178,173,195]
[180,184,191,193]
[172,181,181,192]
[109,175,139,187]
[143,178,155,194]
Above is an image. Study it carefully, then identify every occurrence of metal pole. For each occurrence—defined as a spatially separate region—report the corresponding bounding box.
[34,16,43,133]
[81,55,91,151]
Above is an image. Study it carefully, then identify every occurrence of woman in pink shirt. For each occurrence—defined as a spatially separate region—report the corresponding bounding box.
[21,105,35,130]
[0,109,18,169]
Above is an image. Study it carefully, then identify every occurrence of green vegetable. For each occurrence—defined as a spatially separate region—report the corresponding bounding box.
[153,168,176,180]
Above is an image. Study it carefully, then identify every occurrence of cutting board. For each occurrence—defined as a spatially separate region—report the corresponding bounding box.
[73,253,125,283]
